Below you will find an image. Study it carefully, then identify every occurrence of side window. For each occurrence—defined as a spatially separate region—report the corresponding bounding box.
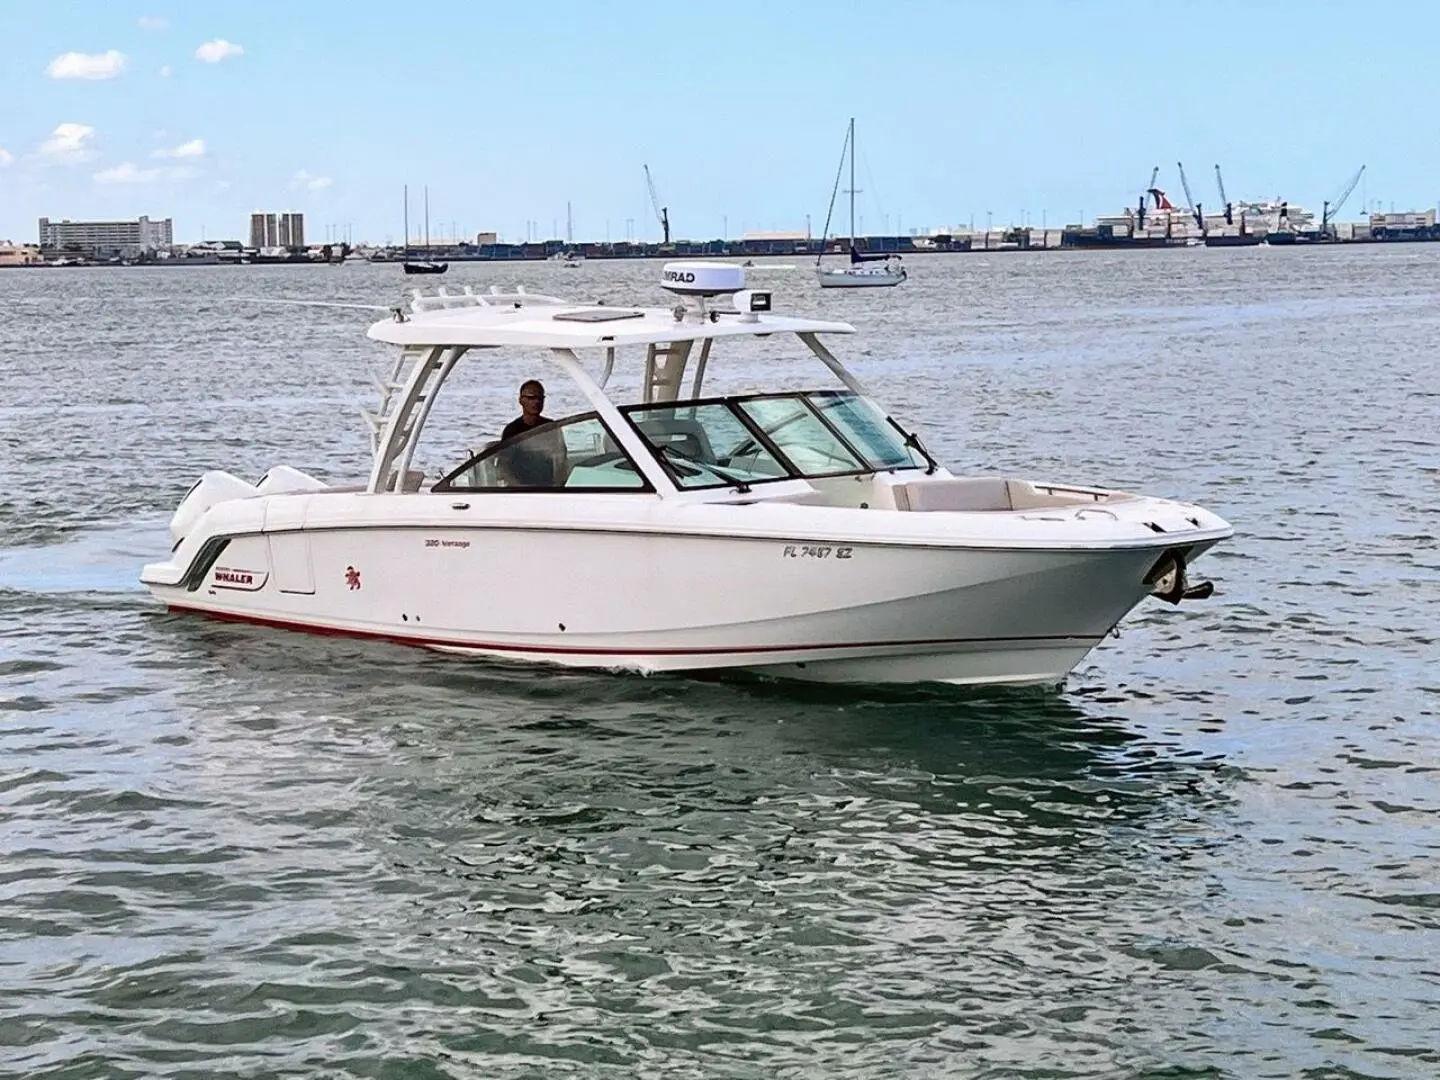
[437,415,648,491]
[558,417,647,489]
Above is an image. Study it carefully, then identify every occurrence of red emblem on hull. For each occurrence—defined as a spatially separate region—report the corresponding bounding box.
[345,566,361,590]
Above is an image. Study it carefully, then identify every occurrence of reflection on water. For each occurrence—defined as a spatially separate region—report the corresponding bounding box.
[2,252,1438,1077]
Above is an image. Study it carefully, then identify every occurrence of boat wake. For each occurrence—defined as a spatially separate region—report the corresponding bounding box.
[0,519,164,596]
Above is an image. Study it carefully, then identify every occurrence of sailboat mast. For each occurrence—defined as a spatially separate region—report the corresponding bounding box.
[403,184,409,258]
[848,117,856,246]
[424,186,430,249]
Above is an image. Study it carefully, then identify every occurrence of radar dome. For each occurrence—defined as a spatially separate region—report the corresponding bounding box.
[660,261,746,297]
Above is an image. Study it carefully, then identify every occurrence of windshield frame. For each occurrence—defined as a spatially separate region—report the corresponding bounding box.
[620,391,926,491]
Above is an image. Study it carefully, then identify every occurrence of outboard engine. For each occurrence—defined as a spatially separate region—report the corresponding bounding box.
[255,465,329,497]
[168,470,258,545]
[168,466,329,546]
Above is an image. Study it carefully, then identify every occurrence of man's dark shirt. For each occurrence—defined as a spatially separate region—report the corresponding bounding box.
[498,414,559,486]
[501,414,551,442]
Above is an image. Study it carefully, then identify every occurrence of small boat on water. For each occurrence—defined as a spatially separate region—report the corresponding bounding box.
[1204,230,1263,248]
[817,258,906,288]
[1264,228,1320,246]
[816,118,906,289]
[141,262,1230,686]
[400,184,448,275]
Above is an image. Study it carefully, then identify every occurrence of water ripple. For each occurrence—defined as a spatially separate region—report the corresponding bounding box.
[2,253,1439,1077]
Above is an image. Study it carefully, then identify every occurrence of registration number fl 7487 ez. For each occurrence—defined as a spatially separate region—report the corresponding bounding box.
[782,544,853,560]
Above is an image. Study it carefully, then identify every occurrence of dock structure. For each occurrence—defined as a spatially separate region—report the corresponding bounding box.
[358,212,1440,262]
[12,211,1440,269]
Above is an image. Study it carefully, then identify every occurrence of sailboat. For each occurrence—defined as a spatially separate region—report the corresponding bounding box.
[816,118,906,289]
[403,185,447,275]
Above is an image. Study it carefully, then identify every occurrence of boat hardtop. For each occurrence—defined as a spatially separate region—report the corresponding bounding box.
[368,283,854,350]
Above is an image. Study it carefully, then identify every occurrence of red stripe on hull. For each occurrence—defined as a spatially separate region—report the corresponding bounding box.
[165,604,1087,658]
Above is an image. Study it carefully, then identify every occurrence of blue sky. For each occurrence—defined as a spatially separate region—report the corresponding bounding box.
[2,0,1434,244]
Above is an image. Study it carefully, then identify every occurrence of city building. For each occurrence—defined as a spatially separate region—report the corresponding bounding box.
[249,211,305,249]
[475,231,499,245]
[37,216,173,256]
[0,242,43,266]
[1367,209,1438,240]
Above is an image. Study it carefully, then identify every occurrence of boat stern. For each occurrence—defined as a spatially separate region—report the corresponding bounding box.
[141,465,330,593]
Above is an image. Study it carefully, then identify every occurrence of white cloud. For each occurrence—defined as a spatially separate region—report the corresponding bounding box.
[94,161,199,184]
[153,138,205,159]
[47,50,127,80]
[137,15,168,31]
[0,147,13,168]
[291,169,333,191]
[94,162,149,184]
[195,39,243,63]
[159,65,173,78]
[38,123,97,163]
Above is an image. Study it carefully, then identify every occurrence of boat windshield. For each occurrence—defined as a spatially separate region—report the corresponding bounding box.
[622,391,925,490]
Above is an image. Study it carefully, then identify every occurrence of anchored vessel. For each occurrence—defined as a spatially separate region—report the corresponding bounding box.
[816,118,906,289]
[401,184,448,276]
[142,262,1230,686]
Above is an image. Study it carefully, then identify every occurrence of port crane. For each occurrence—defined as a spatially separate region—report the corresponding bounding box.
[644,164,670,245]
[1177,161,1205,234]
[1321,165,1366,236]
[1214,164,1232,225]
[1137,164,1160,228]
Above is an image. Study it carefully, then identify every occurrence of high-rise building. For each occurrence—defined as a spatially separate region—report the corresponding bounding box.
[279,212,303,248]
[38,215,173,255]
[249,211,305,249]
[248,212,270,249]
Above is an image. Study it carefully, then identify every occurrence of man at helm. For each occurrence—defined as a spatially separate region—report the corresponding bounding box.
[502,379,551,442]
[498,379,566,486]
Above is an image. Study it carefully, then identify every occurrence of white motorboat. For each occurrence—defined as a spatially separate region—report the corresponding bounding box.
[141,262,1231,686]
[816,117,907,289]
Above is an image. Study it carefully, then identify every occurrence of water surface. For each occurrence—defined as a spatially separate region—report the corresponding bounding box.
[1,249,1437,1078]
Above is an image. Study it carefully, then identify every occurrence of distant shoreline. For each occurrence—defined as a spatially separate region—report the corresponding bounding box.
[8,230,1440,270]
[10,223,1440,272]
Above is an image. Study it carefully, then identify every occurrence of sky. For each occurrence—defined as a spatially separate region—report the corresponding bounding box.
[2,0,1435,245]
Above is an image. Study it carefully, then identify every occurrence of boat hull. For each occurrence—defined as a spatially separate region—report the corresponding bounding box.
[817,267,906,289]
[146,521,1213,686]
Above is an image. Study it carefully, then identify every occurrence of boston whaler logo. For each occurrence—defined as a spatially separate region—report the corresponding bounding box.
[211,565,266,591]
